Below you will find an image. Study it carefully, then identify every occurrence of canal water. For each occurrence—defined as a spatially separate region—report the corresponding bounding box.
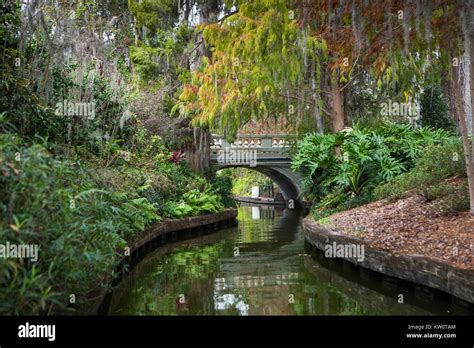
[107,204,471,315]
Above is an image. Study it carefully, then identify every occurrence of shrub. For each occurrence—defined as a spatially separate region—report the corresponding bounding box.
[210,175,236,208]
[163,189,224,218]
[0,135,160,314]
[433,182,470,215]
[374,141,466,201]
[292,123,454,208]
[0,128,227,314]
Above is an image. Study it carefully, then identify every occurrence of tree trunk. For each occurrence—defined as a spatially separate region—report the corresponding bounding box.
[328,78,345,132]
[327,4,345,133]
[313,91,324,133]
[469,0,474,215]
[442,66,462,131]
[460,2,474,215]
[182,0,221,178]
[470,1,474,163]
[311,58,324,133]
[183,126,211,179]
[457,94,474,215]
[450,56,474,214]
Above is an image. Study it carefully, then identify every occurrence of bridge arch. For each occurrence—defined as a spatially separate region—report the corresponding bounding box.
[218,164,301,203]
[210,134,304,205]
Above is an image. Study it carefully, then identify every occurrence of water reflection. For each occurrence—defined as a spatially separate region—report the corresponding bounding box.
[251,206,260,220]
[107,205,464,315]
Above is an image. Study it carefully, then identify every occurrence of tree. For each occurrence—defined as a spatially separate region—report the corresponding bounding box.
[307,0,474,214]
[179,0,328,139]
[419,85,455,132]
[179,0,448,137]
[305,0,473,215]
[128,0,226,177]
[181,0,474,214]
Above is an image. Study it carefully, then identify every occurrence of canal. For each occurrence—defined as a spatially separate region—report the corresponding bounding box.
[106,204,471,315]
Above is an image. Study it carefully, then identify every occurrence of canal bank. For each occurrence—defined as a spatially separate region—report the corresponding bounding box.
[303,216,474,305]
[101,204,471,315]
[79,209,238,315]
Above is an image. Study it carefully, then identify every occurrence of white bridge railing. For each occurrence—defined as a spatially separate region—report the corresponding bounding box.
[210,134,294,166]
[211,134,294,151]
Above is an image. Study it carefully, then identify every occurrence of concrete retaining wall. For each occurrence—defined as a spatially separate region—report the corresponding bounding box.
[303,216,474,304]
[130,209,237,252]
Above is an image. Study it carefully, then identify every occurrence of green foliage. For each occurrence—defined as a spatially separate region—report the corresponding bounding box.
[0,3,58,141]
[126,1,196,144]
[0,1,135,149]
[220,168,273,197]
[0,134,156,314]
[129,45,164,84]
[163,189,224,219]
[0,124,226,315]
[210,174,236,208]
[183,189,224,213]
[163,200,193,218]
[419,85,456,132]
[128,1,193,91]
[128,0,177,34]
[293,123,455,209]
[0,0,247,316]
[180,0,327,139]
[374,140,466,203]
[431,181,470,215]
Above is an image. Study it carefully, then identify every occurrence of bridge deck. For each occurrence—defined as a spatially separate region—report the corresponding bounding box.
[210,134,293,163]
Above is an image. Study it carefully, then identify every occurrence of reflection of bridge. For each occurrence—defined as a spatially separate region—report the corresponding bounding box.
[210,134,304,204]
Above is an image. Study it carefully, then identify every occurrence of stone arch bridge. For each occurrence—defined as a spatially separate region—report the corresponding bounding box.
[210,134,304,205]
